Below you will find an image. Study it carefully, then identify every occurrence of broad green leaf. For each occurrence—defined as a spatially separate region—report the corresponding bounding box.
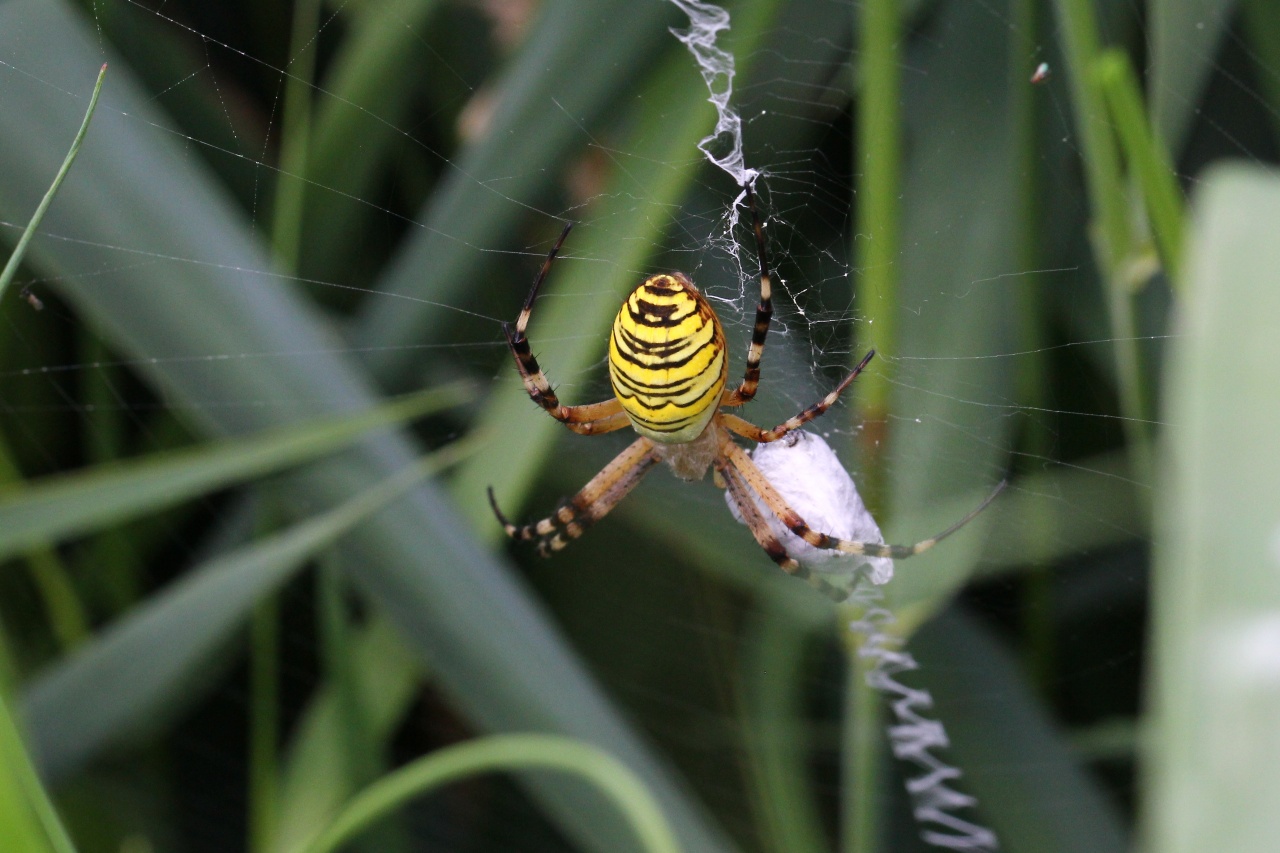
[0,385,467,562]
[876,0,1017,613]
[1143,164,1280,853]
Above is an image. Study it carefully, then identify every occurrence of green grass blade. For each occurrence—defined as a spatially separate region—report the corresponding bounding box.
[0,691,77,853]
[249,595,282,853]
[1051,0,1153,482]
[740,602,828,853]
[1095,49,1186,285]
[853,0,903,500]
[291,734,682,853]
[1142,164,1280,853]
[0,442,88,651]
[0,384,469,562]
[303,0,439,274]
[270,0,322,273]
[20,435,477,782]
[0,63,104,303]
[273,617,422,853]
[1048,0,1129,269]
[876,0,1016,613]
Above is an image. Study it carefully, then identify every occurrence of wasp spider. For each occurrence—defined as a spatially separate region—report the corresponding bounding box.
[488,187,1004,600]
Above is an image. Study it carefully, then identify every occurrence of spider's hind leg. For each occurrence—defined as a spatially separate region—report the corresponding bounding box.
[718,458,850,602]
[723,439,1005,561]
[488,436,659,556]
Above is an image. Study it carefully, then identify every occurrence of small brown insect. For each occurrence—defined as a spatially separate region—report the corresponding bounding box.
[20,286,44,311]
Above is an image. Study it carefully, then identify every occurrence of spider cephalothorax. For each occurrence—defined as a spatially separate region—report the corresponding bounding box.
[488,186,1002,600]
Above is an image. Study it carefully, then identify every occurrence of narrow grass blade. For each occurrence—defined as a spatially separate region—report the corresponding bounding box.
[270,0,323,274]
[0,691,77,853]
[0,384,469,562]
[249,596,282,853]
[0,442,89,651]
[303,0,439,273]
[291,734,682,853]
[740,602,828,853]
[1143,164,1280,853]
[21,435,477,781]
[1095,49,1186,285]
[273,618,422,853]
[1051,0,1153,481]
[0,63,104,303]
[853,0,903,498]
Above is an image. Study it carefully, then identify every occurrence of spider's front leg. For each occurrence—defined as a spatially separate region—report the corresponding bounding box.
[722,183,776,408]
[488,436,659,556]
[502,222,630,435]
[720,349,876,443]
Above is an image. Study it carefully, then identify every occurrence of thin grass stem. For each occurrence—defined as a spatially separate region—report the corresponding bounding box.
[291,734,683,853]
[0,65,106,303]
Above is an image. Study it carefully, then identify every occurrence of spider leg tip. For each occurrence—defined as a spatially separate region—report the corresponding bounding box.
[486,486,510,523]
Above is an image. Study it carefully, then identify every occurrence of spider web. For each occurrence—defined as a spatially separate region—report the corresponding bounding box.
[0,0,1261,850]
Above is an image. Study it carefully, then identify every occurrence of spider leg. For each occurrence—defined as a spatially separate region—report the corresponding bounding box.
[488,436,658,556]
[721,349,875,443]
[723,440,1006,559]
[722,182,775,408]
[716,457,849,601]
[503,223,628,432]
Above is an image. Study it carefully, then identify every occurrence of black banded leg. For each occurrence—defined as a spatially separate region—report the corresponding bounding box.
[488,436,658,556]
[721,349,875,443]
[506,222,572,407]
[718,459,849,602]
[503,222,630,431]
[722,182,775,408]
[723,440,1007,560]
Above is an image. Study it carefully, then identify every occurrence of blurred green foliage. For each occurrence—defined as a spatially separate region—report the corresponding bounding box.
[0,0,1277,852]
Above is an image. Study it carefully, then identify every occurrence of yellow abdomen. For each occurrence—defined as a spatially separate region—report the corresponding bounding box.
[608,273,727,444]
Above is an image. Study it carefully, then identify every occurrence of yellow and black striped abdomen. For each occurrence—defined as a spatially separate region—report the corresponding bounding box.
[608,273,727,444]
